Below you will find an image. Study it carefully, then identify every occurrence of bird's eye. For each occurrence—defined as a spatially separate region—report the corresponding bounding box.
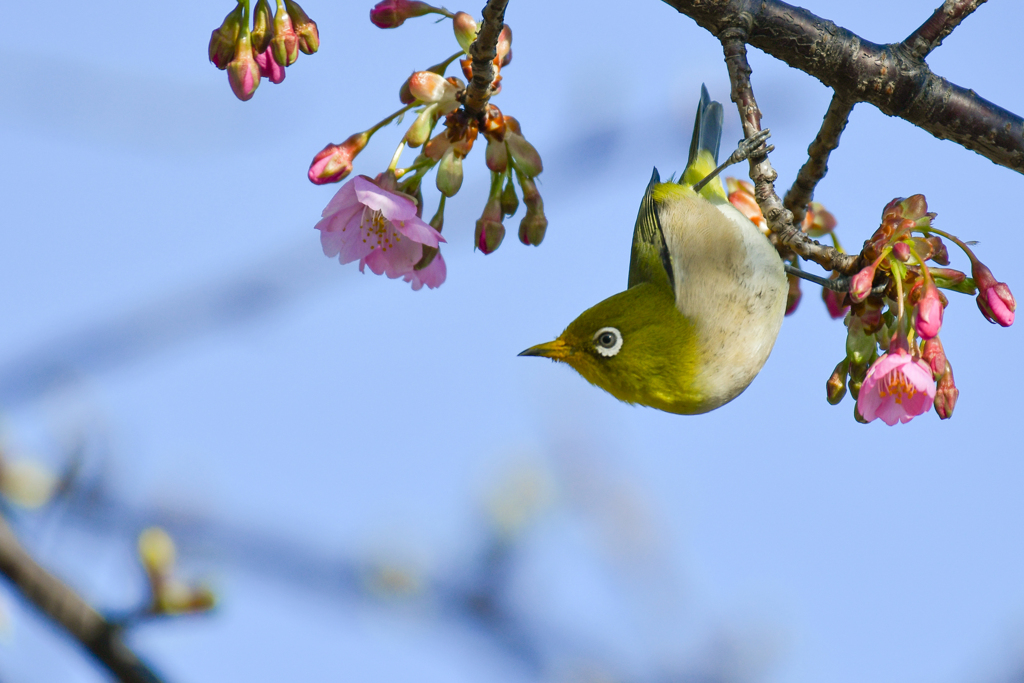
[593,327,623,358]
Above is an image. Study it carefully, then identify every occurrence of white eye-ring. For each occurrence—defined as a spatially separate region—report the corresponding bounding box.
[593,327,623,358]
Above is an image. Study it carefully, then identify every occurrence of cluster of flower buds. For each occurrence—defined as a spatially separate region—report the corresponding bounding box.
[726,178,843,317]
[208,0,319,101]
[308,1,546,290]
[138,527,216,616]
[821,195,1015,425]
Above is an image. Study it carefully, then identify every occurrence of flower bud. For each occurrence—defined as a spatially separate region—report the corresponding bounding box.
[846,321,877,369]
[849,264,877,303]
[822,283,849,320]
[496,25,512,66]
[517,175,547,246]
[892,241,910,262]
[405,104,438,147]
[933,362,958,419]
[436,147,463,197]
[308,132,369,184]
[453,12,478,53]
[423,132,451,161]
[485,137,508,172]
[914,281,943,339]
[927,236,949,265]
[272,4,300,67]
[785,273,802,316]
[727,187,767,233]
[921,337,947,378]
[209,4,244,70]
[826,359,849,405]
[801,202,836,237]
[481,104,506,142]
[407,71,458,105]
[900,194,928,221]
[255,48,286,84]
[475,192,505,254]
[285,0,319,54]
[251,0,275,54]
[227,32,261,101]
[139,527,176,578]
[505,130,543,178]
[370,0,436,28]
[500,175,519,217]
[972,261,1015,326]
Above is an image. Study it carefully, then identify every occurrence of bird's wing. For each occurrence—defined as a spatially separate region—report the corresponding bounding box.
[627,168,676,293]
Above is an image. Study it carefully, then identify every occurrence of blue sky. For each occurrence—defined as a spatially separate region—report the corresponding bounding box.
[1,1,1023,682]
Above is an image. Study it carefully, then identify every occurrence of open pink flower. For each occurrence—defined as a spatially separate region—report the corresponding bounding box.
[402,251,447,290]
[315,176,445,286]
[856,350,936,425]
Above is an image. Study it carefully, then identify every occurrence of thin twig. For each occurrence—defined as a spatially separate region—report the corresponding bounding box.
[662,0,1024,174]
[0,515,164,683]
[904,0,988,59]
[784,94,855,224]
[461,0,509,116]
[719,26,860,274]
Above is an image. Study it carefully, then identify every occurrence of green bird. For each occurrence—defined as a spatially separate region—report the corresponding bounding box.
[519,86,787,414]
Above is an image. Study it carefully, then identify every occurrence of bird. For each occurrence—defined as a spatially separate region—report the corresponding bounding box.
[519,85,787,415]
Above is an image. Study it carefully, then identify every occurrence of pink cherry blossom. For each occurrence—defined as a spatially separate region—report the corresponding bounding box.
[856,350,936,425]
[315,176,445,287]
[402,251,447,290]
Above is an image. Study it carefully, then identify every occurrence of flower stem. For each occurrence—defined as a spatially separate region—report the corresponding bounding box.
[893,257,905,324]
[387,141,407,172]
[367,103,417,136]
[914,226,978,263]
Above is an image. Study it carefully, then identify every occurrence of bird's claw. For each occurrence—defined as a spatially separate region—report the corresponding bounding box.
[730,129,773,164]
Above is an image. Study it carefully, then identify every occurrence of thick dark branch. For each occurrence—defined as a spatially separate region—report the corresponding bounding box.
[904,0,988,59]
[661,0,1024,174]
[0,515,164,683]
[462,0,508,116]
[719,28,860,274]
[784,94,855,224]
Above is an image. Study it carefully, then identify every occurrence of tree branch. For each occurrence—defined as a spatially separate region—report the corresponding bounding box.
[719,26,860,274]
[0,515,164,683]
[784,93,855,224]
[904,0,988,59]
[662,0,1024,174]
[462,0,508,116]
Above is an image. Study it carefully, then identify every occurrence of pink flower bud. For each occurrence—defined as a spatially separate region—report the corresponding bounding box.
[407,71,458,105]
[785,273,802,316]
[227,33,261,101]
[284,0,319,54]
[972,262,1015,326]
[370,0,436,28]
[475,194,505,254]
[251,0,274,54]
[453,12,478,53]
[436,147,463,197]
[892,241,910,262]
[516,175,546,246]
[254,48,286,84]
[307,132,369,185]
[272,6,300,67]
[209,5,244,69]
[848,264,876,303]
[821,286,849,320]
[914,282,943,339]
[921,337,947,378]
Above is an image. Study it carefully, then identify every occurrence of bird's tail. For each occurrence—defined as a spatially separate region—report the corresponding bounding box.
[682,84,726,199]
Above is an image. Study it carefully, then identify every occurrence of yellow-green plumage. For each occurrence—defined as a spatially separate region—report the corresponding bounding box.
[520,86,787,414]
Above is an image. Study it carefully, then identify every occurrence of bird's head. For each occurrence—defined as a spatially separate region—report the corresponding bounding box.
[520,282,708,414]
